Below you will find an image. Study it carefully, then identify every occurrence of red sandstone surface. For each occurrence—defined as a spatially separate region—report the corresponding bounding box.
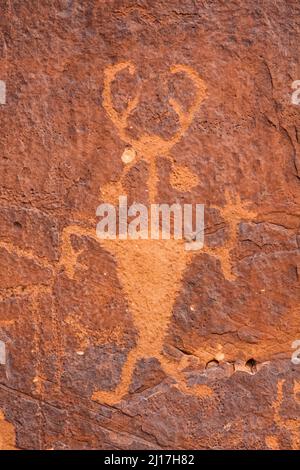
[0,0,299,450]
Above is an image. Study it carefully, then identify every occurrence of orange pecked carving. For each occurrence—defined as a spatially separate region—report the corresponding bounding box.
[58,63,257,405]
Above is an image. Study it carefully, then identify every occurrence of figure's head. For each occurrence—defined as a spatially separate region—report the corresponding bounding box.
[102,61,207,161]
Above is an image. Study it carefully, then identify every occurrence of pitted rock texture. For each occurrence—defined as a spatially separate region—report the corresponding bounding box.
[0,0,300,450]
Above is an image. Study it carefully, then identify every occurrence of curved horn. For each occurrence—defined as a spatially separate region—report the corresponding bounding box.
[169,64,207,144]
[102,61,140,144]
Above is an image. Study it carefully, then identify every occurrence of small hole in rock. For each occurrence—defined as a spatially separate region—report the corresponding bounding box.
[245,358,257,373]
[206,359,219,369]
[14,221,22,229]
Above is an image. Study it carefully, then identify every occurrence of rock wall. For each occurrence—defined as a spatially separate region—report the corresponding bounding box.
[0,0,299,450]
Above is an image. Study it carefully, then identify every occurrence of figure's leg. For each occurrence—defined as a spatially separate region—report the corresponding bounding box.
[92,347,141,405]
[157,351,213,399]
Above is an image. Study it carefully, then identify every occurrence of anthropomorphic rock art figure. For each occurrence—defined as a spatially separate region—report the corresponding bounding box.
[59,62,257,405]
[266,379,300,449]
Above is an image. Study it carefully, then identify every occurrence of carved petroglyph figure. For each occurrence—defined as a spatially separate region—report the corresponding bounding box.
[0,63,258,405]
[59,62,256,405]
[266,379,300,449]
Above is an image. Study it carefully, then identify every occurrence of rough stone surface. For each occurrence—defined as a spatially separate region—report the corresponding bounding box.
[0,0,300,450]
